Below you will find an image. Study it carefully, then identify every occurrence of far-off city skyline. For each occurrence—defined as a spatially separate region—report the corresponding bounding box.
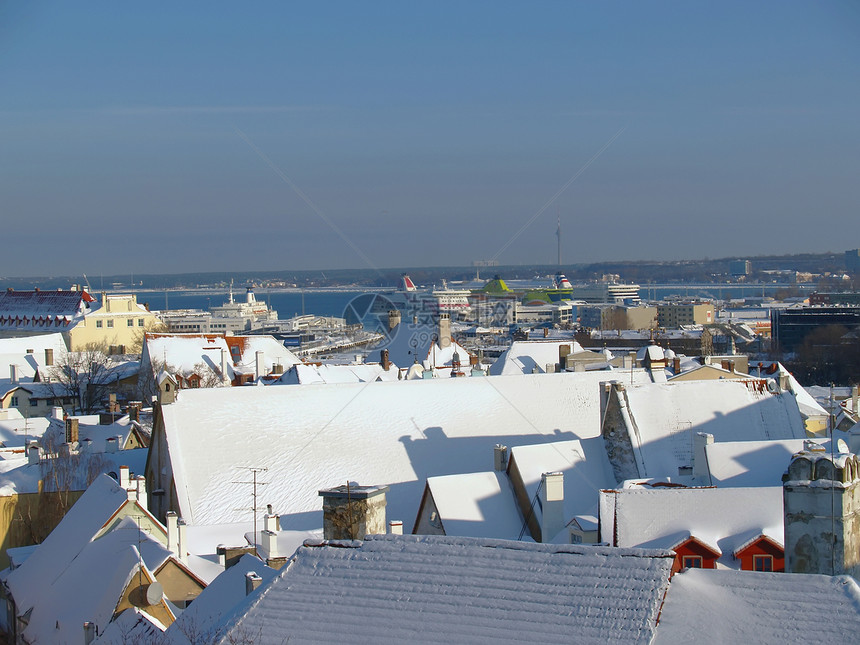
[1,1,858,276]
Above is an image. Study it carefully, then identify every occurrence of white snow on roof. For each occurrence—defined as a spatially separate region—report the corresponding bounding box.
[490,340,584,375]
[620,380,807,478]
[704,438,820,487]
[165,553,277,644]
[381,321,472,368]
[425,471,523,539]
[95,608,168,645]
[142,334,300,381]
[602,486,784,567]
[654,568,860,644]
[214,535,676,645]
[4,474,129,615]
[0,333,68,380]
[275,362,400,385]
[159,371,624,527]
[511,439,616,538]
[20,515,172,645]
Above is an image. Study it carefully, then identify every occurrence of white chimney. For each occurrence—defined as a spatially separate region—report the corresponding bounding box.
[27,441,40,466]
[177,519,188,564]
[261,530,279,560]
[245,571,263,596]
[494,444,508,472]
[540,471,565,542]
[52,407,64,420]
[135,475,148,507]
[167,511,179,555]
[693,432,715,483]
[221,348,229,383]
[10,364,18,384]
[388,520,403,535]
[119,465,130,490]
[264,507,280,533]
[255,350,264,380]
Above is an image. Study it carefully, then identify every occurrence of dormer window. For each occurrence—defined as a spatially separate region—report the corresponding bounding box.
[753,555,773,572]
[682,556,703,569]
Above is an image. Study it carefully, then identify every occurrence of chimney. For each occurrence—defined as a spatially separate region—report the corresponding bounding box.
[438,314,452,349]
[543,327,549,338]
[106,436,118,453]
[558,344,571,369]
[45,348,54,366]
[245,572,263,596]
[135,475,148,507]
[264,505,280,533]
[261,530,279,560]
[494,444,508,471]
[388,520,403,535]
[540,472,565,543]
[65,418,79,444]
[693,432,714,483]
[853,385,859,418]
[255,351,264,380]
[59,443,72,459]
[177,519,188,564]
[381,349,390,372]
[27,441,40,466]
[319,483,389,540]
[167,511,179,554]
[10,364,18,384]
[388,309,401,331]
[119,465,130,490]
[83,622,96,645]
[221,349,229,383]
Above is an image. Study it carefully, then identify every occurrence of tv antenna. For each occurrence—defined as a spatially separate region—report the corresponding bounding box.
[233,467,269,557]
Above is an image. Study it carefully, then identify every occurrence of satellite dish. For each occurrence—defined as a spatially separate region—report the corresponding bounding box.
[837,439,850,454]
[145,581,164,606]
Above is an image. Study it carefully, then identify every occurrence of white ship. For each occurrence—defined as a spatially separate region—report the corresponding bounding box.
[388,275,473,320]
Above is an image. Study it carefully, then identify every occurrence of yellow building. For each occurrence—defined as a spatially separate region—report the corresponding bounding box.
[68,293,162,353]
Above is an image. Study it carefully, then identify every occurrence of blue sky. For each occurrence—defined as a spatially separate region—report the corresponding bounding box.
[1,2,858,276]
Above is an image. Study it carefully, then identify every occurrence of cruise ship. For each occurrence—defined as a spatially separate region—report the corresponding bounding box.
[387,275,473,320]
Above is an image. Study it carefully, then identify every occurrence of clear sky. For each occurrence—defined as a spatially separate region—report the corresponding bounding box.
[1,1,858,276]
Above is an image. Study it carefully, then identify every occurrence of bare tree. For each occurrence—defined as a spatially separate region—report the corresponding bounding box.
[44,343,117,414]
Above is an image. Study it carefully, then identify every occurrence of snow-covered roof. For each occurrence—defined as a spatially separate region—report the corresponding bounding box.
[4,475,130,616]
[142,333,300,382]
[0,289,93,332]
[612,380,807,479]
[424,471,523,539]
[510,439,616,540]
[490,340,584,375]
[0,333,68,380]
[212,535,676,645]
[704,438,821,487]
[600,486,784,568]
[157,371,625,527]
[381,321,472,369]
[165,553,277,644]
[654,568,860,644]
[21,516,172,645]
[274,362,400,385]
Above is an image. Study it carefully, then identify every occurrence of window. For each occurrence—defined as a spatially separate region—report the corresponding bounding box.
[682,556,703,569]
[96,320,103,328]
[10,396,18,406]
[138,319,145,326]
[127,318,134,327]
[29,398,37,407]
[753,555,773,572]
[107,320,114,328]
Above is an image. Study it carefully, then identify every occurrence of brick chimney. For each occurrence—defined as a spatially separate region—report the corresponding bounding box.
[438,314,452,349]
[65,418,79,444]
[381,349,390,371]
[319,483,389,540]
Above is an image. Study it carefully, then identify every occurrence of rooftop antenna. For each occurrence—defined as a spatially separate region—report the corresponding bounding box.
[233,467,269,557]
[556,215,562,266]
